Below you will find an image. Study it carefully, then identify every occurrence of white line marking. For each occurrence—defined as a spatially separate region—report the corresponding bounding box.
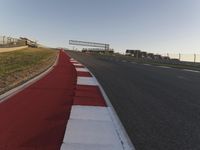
[143,64,151,66]
[183,69,200,73]
[63,57,136,150]
[88,69,136,150]
[157,66,171,69]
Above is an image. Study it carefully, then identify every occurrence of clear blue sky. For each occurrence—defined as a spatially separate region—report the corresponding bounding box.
[1,0,200,53]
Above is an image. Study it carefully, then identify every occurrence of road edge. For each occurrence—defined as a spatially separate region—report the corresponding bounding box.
[88,70,136,150]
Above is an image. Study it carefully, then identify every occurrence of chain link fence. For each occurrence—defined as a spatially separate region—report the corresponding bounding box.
[0,36,26,48]
[125,50,200,63]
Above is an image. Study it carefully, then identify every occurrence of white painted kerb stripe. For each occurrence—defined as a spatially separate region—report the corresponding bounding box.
[61,143,120,150]
[77,77,98,86]
[70,105,111,121]
[73,63,83,66]
[70,60,79,63]
[61,99,126,150]
[76,68,89,72]
[62,120,123,150]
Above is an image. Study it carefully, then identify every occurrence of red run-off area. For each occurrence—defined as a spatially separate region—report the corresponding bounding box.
[0,50,106,150]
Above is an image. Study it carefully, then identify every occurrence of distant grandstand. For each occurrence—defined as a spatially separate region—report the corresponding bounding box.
[125,49,184,65]
[0,36,38,48]
[19,37,38,48]
[126,49,175,60]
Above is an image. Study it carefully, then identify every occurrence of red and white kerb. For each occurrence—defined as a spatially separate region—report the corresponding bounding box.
[61,58,126,150]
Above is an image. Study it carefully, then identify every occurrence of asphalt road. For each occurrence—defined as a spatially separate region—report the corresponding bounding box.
[68,51,200,150]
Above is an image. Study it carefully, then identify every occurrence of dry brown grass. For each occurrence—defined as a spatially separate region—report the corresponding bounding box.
[0,47,58,94]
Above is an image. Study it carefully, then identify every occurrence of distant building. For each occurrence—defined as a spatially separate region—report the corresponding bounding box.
[125,49,179,62]
[147,53,154,59]
[162,56,170,60]
[20,37,38,48]
[125,50,147,58]
[154,54,162,60]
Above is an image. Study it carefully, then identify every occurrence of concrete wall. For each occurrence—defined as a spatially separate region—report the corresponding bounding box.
[0,46,28,53]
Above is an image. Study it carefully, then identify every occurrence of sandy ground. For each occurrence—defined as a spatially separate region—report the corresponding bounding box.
[0,46,28,53]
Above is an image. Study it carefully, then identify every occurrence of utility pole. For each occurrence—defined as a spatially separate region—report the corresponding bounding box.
[3,36,5,45]
[194,54,196,63]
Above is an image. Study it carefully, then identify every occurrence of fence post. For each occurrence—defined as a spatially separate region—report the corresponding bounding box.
[7,37,10,44]
[3,36,5,44]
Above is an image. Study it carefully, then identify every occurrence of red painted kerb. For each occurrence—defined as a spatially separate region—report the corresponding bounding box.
[0,50,76,150]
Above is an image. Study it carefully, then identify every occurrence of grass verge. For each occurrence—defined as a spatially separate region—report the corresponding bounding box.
[0,47,58,94]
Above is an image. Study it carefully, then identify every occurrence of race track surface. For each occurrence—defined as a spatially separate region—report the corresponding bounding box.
[68,51,200,150]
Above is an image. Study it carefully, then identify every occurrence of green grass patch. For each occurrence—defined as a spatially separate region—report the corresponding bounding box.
[0,47,58,94]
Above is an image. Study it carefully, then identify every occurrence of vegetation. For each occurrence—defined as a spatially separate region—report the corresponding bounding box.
[0,47,58,94]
